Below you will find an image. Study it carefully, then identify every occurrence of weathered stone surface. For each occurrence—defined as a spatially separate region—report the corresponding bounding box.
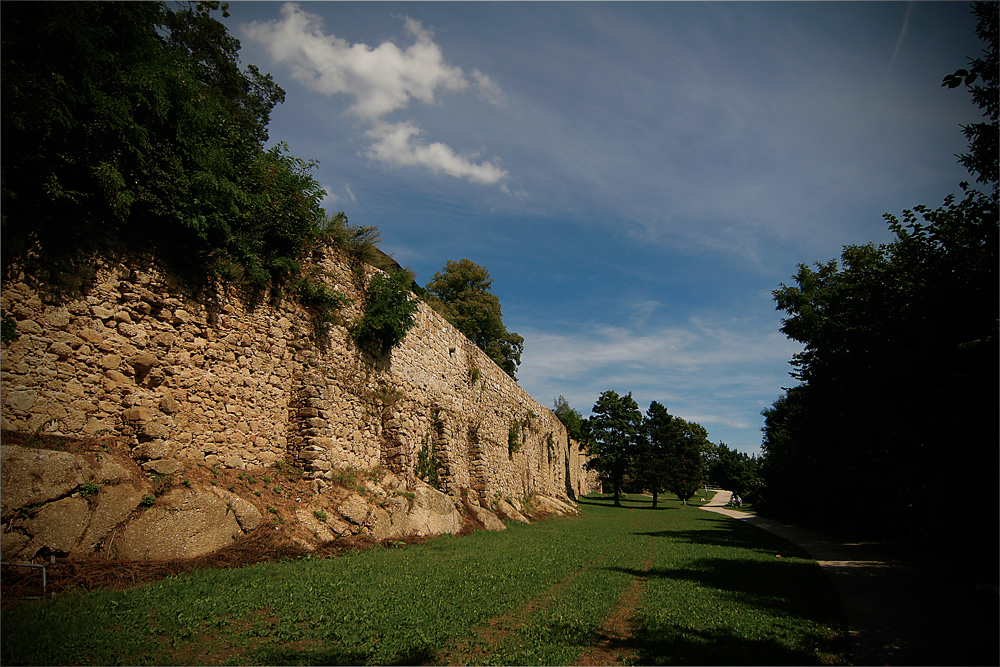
[390,482,462,537]
[132,441,171,461]
[366,506,393,541]
[1,529,30,560]
[95,457,133,484]
[22,496,90,556]
[130,352,159,377]
[141,459,182,475]
[121,407,152,423]
[44,308,72,329]
[209,487,262,531]
[0,446,89,519]
[534,495,579,516]
[49,341,75,358]
[140,421,171,440]
[77,483,146,553]
[5,390,37,413]
[113,487,243,560]
[337,494,371,526]
[159,391,180,414]
[495,499,530,524]
[467,504,506,531]
[295,507,338,542]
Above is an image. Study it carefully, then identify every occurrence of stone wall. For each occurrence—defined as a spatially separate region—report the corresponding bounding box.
[1,245,597,511]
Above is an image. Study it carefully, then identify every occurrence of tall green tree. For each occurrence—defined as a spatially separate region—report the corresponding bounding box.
[581,390,642,507]
[424,259,524,378]
[633,401,674,508]
[667,417,707,505]
[761,2,998,546]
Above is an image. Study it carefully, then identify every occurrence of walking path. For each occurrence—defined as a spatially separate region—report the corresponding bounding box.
[701,490,997,665]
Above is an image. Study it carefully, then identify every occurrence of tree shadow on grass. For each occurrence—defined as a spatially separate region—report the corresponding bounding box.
[637,528,808,556]
[252,643,436,666]
[535,618,839,666]
[636,513,813,557]
[576,495,675,511]
[627,622,843,666]
[606,557,843,625]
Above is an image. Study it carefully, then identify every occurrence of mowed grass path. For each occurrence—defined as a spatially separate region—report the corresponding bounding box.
[1,493,847,665]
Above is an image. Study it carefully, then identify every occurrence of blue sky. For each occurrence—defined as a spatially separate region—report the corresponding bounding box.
[229,1,983,455]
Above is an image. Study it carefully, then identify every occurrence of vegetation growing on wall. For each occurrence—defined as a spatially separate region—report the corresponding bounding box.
[507,422,522,457]
[0,1,390,327]
[351,269,420,357]
[415,438,442,490]
[553,396,585,442]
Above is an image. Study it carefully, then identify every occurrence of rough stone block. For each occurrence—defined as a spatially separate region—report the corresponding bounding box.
[23,496,90,555]
[141,459,182,475]
[141,421,171,440]
[5,390,37,413]
[121,407,152,423]
[132,440,171,461]
[1,445,89,518]
[101,354,122,370]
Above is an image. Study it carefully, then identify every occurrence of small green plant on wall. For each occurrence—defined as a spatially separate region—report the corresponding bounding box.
[415,436,442,490]
[508,422,522,457]
[352,268,419,357]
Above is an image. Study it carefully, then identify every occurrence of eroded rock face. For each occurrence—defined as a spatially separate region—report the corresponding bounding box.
[112,487,244,560]
[1,446,90,519]
[495,499,530,524]
[22,497,90,555]
[396,484,463,537]
[0,436,579,562]
[533,495,580,516]
[76,483,146,554]
[466,504,506,531]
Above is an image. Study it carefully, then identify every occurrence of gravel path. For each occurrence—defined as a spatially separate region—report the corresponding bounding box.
[701,490,998,666]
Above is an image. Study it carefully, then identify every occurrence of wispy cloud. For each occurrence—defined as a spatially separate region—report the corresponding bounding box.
[242,3,508,185]
[364,121,508,184]
[886,2,914,80]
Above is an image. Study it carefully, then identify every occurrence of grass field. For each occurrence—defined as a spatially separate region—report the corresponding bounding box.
[1,492,848,665]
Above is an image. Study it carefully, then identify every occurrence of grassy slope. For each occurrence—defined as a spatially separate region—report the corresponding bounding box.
[1,492,847,666]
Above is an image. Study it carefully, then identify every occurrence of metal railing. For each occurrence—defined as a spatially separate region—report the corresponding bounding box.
[1,555,57,599]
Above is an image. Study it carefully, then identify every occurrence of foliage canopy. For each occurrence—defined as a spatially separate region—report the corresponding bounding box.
[1,1,340,314]
[352,269,420,358]
[580,390,643,507]
[760,1,998,546]
[424,259,524,378]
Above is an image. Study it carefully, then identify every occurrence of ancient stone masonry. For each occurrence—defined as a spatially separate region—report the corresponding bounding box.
[1,244,598,559]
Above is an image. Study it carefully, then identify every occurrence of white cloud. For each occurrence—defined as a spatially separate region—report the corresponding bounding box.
[472,68,505,106]
[242,3,507,185]
[365,121,508,184]
[515,315,801,451]
[319,183,358,209]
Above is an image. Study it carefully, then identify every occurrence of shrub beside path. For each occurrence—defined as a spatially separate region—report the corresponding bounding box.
[702,490,998,666]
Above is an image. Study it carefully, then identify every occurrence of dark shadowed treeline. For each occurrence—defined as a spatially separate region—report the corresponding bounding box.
[759,2,998,552]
